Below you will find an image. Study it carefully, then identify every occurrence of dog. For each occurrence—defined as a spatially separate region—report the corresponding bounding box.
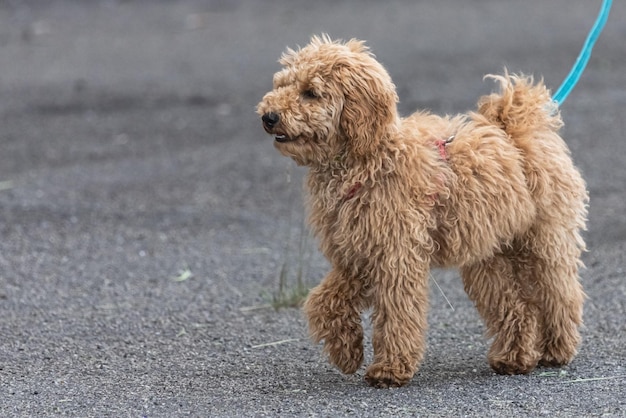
[257,35,588,388]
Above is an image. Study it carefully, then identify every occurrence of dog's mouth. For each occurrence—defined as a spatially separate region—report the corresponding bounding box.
[262,124,299,143]
[274,133,298,143]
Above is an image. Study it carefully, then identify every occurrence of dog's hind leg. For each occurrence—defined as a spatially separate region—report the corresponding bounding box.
[461,254,542,374]
[522,226,585,368]
[303,268,366,375]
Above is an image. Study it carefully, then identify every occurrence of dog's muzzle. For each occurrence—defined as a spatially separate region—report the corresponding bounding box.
[261,112,297,142]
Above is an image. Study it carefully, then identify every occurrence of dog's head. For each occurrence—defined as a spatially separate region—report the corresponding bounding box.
[257,35,398,166]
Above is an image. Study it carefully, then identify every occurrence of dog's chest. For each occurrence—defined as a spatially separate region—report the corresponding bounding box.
[306,174,371,262]
[309,181,361,232]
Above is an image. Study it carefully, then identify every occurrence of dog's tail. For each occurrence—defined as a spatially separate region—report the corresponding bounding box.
[477,71,563,138]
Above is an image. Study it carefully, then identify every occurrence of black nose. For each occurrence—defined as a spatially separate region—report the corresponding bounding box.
[262,112,280,129]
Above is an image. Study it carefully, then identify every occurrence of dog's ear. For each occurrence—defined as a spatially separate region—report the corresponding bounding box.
[338,59,398,157]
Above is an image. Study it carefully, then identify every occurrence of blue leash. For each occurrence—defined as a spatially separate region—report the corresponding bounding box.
[553,0,612,106]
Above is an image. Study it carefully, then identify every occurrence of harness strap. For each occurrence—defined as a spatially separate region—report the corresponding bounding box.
[342,135,454,203]
[435,135,455,161]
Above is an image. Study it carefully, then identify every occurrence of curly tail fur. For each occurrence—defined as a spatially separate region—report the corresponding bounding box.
[478,72,563,138]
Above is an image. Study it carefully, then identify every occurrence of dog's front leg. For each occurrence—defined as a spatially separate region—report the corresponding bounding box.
[303,268,365,374]
[365,261,430,388]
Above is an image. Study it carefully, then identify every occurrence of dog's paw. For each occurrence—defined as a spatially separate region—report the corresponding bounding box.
[306,306,365,374]
[490,358,536,375]
[488,345,540,375]
[488,326,541,375]
[326,336,364,374]
[538,345,576,368]
[364,362,414,388]
[538,331,579,368]
[304,284,364,373]
[321,319,364,374]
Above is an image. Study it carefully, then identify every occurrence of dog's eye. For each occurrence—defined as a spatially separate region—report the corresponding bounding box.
[302,89,319,100]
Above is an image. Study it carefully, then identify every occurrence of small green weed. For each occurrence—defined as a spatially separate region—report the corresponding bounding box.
[271,217,312,309]
[269,166,314,310]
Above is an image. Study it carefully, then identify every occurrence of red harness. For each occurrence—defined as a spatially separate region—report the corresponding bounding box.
[435,135,455,161]
[342,181,362,202]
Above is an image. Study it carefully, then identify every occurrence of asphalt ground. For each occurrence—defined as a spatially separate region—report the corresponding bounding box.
[0,1,625,416]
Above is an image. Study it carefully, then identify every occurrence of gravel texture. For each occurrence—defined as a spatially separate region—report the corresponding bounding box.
[1,1,625,416]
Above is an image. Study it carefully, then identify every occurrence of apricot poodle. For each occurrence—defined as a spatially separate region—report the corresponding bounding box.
[257,35,588,388]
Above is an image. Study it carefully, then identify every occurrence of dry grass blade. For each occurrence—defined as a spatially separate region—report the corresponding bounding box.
[430,273,455,311]
[251,338,299,349]
[557,375,625,384]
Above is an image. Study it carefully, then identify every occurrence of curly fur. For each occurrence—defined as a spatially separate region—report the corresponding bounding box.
[257,35,588,388]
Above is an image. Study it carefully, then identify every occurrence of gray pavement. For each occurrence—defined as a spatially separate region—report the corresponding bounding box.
[0,1,625,416]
